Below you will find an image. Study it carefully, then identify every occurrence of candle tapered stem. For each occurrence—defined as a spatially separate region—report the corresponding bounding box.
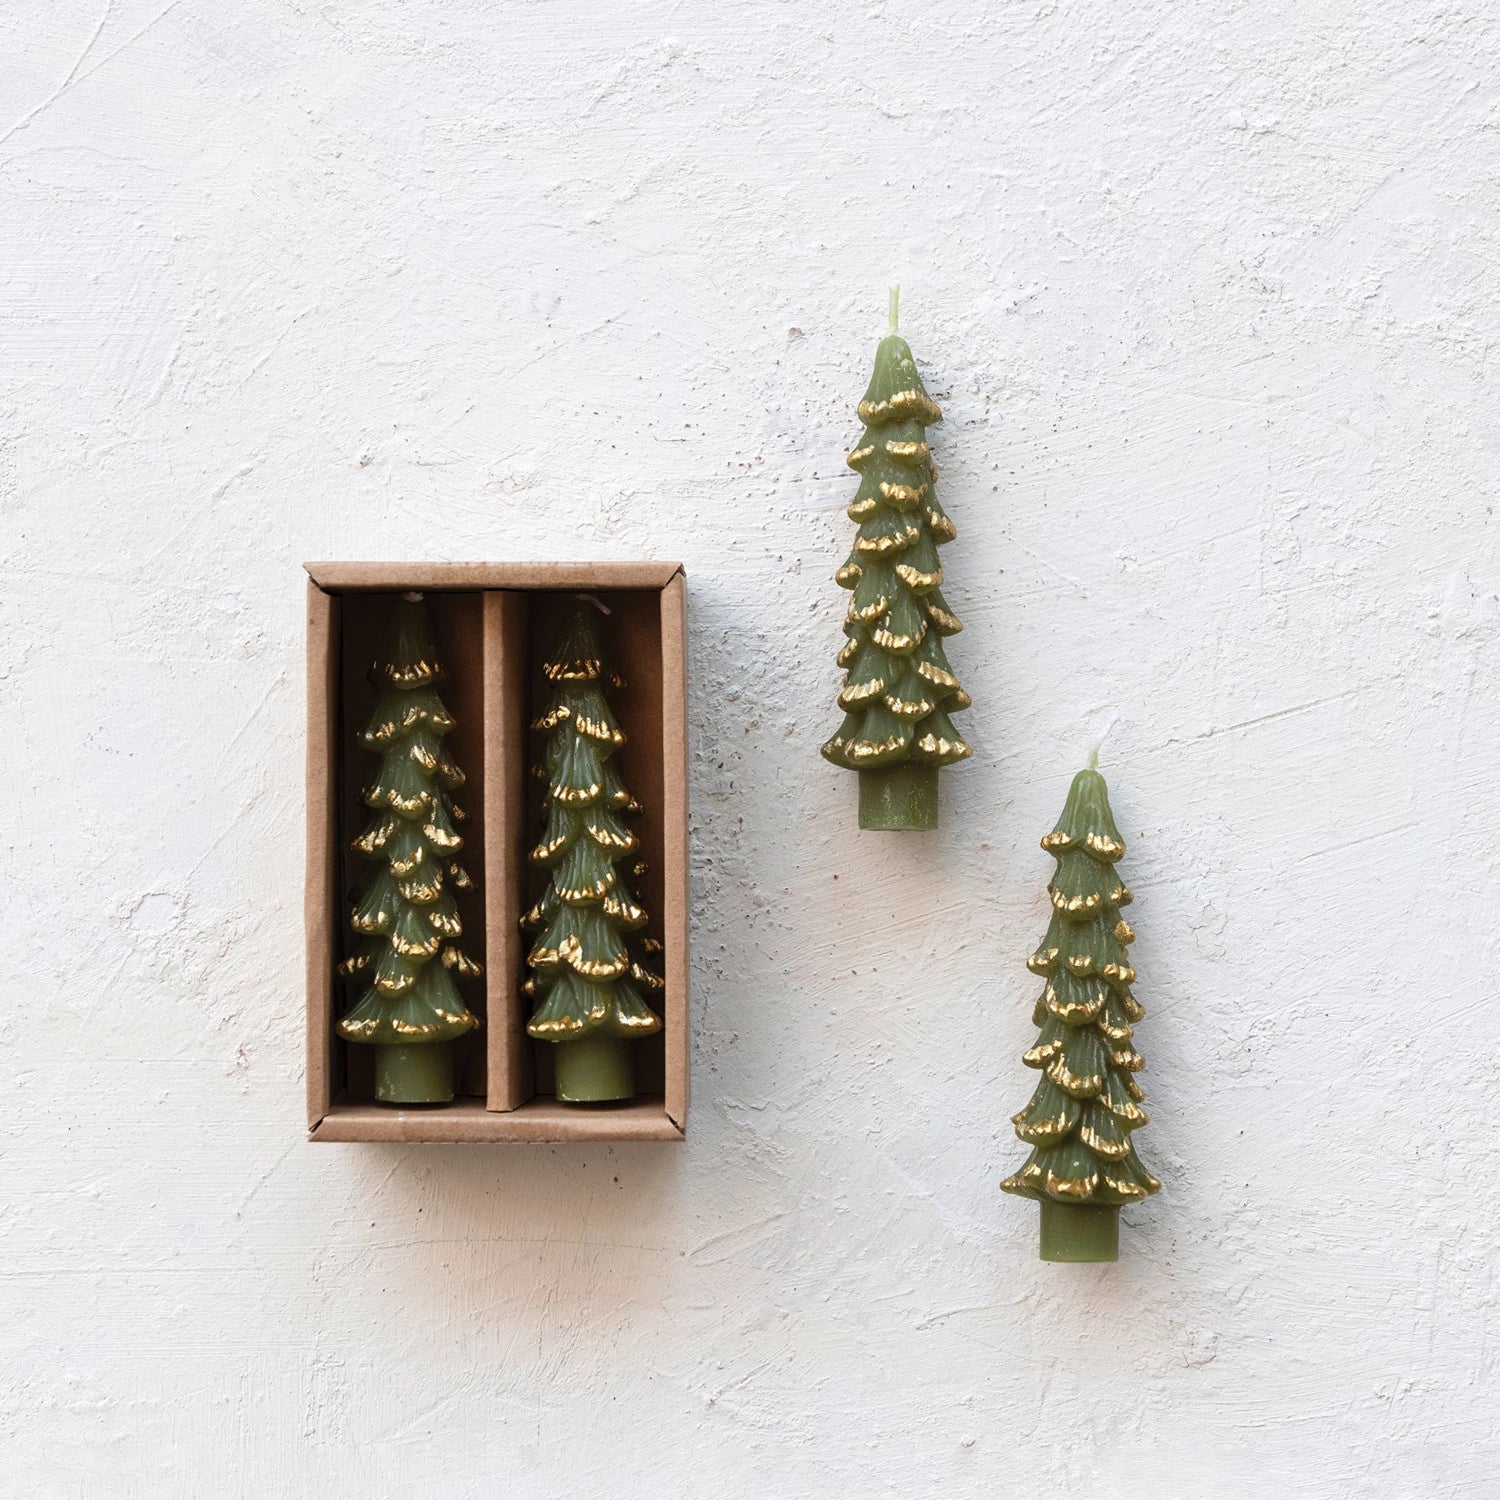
[1040,1202,1120,1263]
[858,764,937,830]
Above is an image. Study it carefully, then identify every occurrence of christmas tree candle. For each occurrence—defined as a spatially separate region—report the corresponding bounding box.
[338,594,482,1105]
[1002,763,1161,1261]
[523,598,664,1103]
[822,289,972,830]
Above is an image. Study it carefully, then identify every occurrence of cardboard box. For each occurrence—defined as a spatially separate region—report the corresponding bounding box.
[305,562,689,1143]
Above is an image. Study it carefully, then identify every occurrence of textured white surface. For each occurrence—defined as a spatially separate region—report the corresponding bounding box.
[3,2,1498,1494]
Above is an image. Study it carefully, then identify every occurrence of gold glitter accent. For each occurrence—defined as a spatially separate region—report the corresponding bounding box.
[398,872,443,904]
[1103,1175,1147,1200]
[601,891,647,924]
[1014,1110,1072,1144]
[914,660,960,690]
[1079,1123,1131,1159]
[532,704,570,730]
[886,692,935,721]
[366,785,431,816]
[1112,882,1134,906]
[1022,1039,1060,1067]
[352,820,396,854]
[1046,1057,1104,1097]
[839,678,885,707]
[926,508,957,543]
[544,658,602,681]
[1040,830,1072,851]
[857,388,942,425]
[847,443,875,468]
[1044,981,1104,1023]
[442,947,482,977]
[1101,963,1136,986]
[895,563,943,590]
[574,713,624,744]
[856,523,921,554]
[843,733,907,762]
[1066,954,1095,976]
[1086,833,1125,858]
[379,659,440,688]
[878,480,929,507]
[846,497,877,521]
[884,440,929,462]
[1051,888,1102,915]
[553,780,603,805]
[872,623,925,652]
[925,601,962,632]
[391,931,441,958]
[587,821,637,851]
[1046,1169,1100,1199]
[835,561,862,586]
[836,638,859,668]
[854,594,890,622]
[1115,919,1135,945]
[915,732,971,759]
[554,935,629,980]
[554,872,615,903]
[1027,947,1060,975]
[616,1008,661,1030]
[1112,1047,1144,1072]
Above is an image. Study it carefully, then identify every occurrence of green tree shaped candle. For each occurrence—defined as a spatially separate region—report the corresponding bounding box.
[338,594,481,1105]
[822,290,972,830]
[1001,764,1161,1260]
[523,598,664,1103]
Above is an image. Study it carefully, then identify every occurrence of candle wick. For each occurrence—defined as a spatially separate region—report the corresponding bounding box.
[888,285,900,334]
[1089,711,1122,771]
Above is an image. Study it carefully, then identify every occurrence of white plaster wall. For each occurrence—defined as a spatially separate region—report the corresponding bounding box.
[3,1,1498,1494]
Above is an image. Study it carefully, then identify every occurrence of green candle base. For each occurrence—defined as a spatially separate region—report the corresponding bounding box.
[859,764,938,831]
[554,1033,635,1104]
[1040,1201,1119,1263]
[373,1042,454,1105]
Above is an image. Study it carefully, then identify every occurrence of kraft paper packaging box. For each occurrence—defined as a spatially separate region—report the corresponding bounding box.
[305,562,689,1143]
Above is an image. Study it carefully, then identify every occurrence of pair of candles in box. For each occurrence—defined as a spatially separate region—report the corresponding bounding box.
[339,594,662,1113]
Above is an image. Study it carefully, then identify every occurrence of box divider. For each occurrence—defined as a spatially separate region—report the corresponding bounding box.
[484,591,532,1110]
